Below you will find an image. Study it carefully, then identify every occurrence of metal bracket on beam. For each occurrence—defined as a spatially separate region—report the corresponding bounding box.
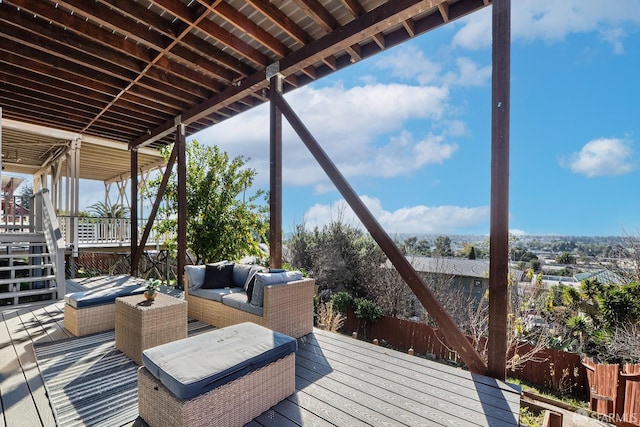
[174,115,182,126]
[266,62,282,81]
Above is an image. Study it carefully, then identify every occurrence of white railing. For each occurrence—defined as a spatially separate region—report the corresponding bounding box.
[59,216,165,249]
[0,194,31,232]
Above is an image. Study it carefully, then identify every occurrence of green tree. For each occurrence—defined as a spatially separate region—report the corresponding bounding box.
[555,251,576,264]
[399,237,431,256]
[288,220,384,297]
[146,140,268,264]
[354,298,383,338]
[18,183,33,210]
[433,235,452,257]
[329,292,355,315]
[415,239,431,256]
[468,246,476,260]
[528,258,542,273]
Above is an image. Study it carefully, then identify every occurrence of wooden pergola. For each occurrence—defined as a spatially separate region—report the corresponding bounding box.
[0,0,510,379]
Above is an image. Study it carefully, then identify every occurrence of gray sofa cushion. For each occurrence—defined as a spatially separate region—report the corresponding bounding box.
[221,293,263,317]
[184,265,206,290]
[141,322,297,400]
[189,287,245,303]
[232,264,257,288]
[250,271,304,307]
[64,284,146,308]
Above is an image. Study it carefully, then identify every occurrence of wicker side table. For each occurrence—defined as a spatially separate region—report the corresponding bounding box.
[115,293,187,365]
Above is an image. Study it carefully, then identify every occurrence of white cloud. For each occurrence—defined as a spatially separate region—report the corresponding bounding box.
[376,48,490,88]
[600,28,627,54]
[193,82,457,190]
[375,45,442,85]
[303,196,489,234]
[564,137,635,177]
[453,0,640,52]
[509,229,527,236]
[442,57,492,87]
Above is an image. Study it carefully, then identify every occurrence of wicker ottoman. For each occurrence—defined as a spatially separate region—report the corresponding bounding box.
[63,284,146,336]
[115,293,187,365]
[138,322,297,427]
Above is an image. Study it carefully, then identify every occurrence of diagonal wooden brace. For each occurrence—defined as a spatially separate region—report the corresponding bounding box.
[273,91,487,375]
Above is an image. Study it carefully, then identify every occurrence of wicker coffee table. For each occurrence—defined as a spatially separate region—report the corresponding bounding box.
[115,293,187,365]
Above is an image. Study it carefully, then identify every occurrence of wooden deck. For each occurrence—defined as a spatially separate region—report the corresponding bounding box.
[1,276,521,426]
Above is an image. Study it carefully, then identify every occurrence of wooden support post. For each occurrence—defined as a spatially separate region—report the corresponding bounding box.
[176,123,187,289]
[488,0,511,381]
[273,91,487,375]
[130,149,139,277]
[269,73,283,268]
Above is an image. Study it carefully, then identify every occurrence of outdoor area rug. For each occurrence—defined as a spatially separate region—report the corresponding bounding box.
[34,320,214,427]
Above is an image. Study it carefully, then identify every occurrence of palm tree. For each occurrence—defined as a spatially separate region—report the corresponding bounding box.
[86,201,129,218]
[566,315,589,352]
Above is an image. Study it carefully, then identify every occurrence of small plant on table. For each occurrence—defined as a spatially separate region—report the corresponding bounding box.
[145,278,162,300]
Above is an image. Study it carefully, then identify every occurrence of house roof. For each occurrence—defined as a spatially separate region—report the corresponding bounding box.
[1,0,490,181]
[400,256,491,279]
[574,269,627,286]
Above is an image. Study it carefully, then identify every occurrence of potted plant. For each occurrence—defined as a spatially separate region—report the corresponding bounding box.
[144,278,161,301]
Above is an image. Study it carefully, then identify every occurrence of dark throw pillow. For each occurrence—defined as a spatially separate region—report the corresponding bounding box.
[244,267,267,303]
[202,262,234,289]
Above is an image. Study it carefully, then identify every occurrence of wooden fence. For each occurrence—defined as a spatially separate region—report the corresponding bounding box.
[344,314,589,398]
[583,358,640,426]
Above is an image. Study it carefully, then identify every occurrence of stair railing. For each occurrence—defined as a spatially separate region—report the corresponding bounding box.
[34,189,66,298]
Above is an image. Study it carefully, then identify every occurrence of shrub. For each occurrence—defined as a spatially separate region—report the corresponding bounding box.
[354,298,383,338]
[354,298,383,324]
[330,292,354,315]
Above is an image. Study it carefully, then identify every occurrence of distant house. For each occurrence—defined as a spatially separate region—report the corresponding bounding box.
[574,269,626,286]
[386,256,523,316]
[409,257,490,300]
[531,268,626,292]
[538,274,579,290]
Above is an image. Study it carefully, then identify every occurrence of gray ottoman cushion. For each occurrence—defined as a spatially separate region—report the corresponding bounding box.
[142,322,297,399]
[64,284,146,308]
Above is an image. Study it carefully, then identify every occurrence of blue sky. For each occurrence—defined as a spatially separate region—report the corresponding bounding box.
[191,1,640,237]
[16,1,640,237]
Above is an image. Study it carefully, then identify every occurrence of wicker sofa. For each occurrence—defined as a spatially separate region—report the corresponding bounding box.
[184,263,314,338]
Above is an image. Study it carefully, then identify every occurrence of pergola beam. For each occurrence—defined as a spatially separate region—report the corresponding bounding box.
[488,0,511,381]
[130,0,479,150]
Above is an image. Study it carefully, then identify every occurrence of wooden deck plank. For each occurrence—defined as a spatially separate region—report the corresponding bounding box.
[9,308,57,427]
[296,347,480,427]
[303,333,521,415]
[314,330,521,398]
[309,332,520,422]
[19,305,66,345]
[38,303,72,342]
[0,311,50,427]
[258,397,337,427]
[284,387,372,426]
[294,364,408,426]
[297,341,517,427]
